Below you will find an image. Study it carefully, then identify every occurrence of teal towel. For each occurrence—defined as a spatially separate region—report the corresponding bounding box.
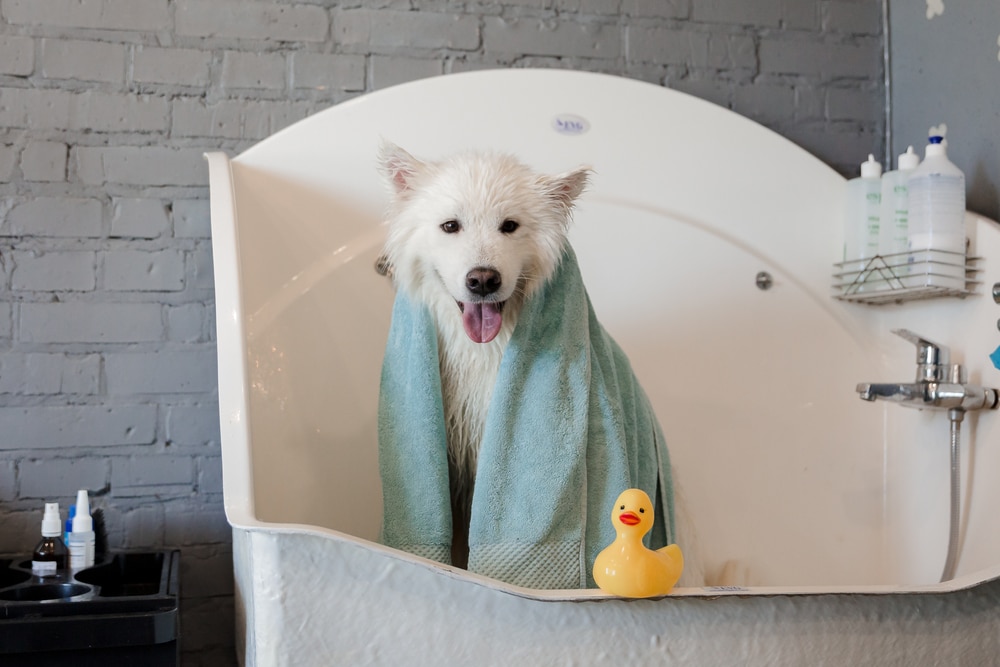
[378,247,675,589]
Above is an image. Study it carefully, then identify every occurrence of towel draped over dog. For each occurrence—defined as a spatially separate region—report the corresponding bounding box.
[378,247,674,589]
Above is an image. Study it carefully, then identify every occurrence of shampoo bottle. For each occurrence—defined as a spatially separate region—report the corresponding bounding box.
[878,146,920,263]
[68,489,96,570]
[32,502,68,578]
[907,132,966,288]
[843,154,882,286]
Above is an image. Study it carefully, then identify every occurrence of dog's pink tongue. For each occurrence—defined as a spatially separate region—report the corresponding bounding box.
[462,302,502,343]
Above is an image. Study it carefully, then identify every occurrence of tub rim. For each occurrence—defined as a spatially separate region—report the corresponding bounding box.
[228,519,1000,601]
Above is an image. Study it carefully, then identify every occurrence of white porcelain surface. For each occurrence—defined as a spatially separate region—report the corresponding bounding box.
[209,69,1000,665]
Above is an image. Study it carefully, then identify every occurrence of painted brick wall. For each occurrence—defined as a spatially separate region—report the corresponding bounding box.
[0,1,883,664]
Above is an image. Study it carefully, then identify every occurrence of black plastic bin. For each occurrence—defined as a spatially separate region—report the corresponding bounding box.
[0,550,179,666]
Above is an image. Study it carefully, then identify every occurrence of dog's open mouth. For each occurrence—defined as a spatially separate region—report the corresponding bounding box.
[457,300,505,344]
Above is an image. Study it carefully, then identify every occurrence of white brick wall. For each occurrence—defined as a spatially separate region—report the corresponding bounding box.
[333,9,480,51]
[103,249,186,291]
[1,0,170,30]
[41,38,127,83]
[11,250,97,291]
[0,2,885,664]
[76,146,207,186]
[133,46,213,87]
[19,302,164,343]
[174,0,329,42]
[0,405,157,449]
[291,52,366,92]
[21,141,68,182]
[0,145,16,180]
[496,16,622,58]
[5,198,103,237]
[19,457,110,497]
[111,198,171,238]
[0,35,34,75]
[105,349,218,395]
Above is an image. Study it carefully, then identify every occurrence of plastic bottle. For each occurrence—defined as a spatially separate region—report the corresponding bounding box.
[32,502,68,578]
[68,489,96,571]
[842,154,882,288]
[907,133,966,289]
[878,146,920,262]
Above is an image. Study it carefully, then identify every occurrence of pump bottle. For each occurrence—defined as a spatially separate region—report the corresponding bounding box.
[32,502,68,578]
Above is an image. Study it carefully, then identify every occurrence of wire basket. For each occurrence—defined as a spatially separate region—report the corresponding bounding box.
[832,250,981,305]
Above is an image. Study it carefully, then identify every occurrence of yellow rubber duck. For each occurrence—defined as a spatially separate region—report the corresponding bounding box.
[593,488,684,597]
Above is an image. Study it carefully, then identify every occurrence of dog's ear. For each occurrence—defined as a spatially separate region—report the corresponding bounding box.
[378,141,423,195]
[542,166,592,211]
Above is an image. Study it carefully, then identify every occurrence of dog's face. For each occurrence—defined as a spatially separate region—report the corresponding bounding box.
[379,143,590,343]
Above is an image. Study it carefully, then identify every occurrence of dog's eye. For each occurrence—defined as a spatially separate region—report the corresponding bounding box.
[499,219,519,234]
[440,220,461,234]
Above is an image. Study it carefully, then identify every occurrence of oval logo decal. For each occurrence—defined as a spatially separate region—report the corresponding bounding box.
[552,113,590,136]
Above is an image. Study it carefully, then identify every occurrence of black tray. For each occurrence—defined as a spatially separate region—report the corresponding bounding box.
[0,550,179,662]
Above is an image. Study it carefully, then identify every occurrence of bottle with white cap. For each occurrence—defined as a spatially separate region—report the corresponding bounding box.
[907,127,966,289]
[842,154,883,288]
[68,489,96,570]
[878,146,920,261]
[32,502,68,578]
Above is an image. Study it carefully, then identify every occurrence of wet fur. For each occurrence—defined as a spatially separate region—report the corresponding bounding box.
[379,143,590,566]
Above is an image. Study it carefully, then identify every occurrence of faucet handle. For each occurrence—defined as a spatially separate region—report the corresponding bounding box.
[892,329,950,381]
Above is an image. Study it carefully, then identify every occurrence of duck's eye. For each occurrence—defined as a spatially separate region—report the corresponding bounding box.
[499,219,519,234]
[639,508,645,513]
[441,220,461,234]
[619,505,625,510]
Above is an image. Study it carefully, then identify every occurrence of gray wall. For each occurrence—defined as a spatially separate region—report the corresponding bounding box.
[889,0,1000,219]
[0,2,883,664]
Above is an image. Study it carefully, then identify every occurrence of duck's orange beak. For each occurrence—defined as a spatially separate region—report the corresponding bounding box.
[619,512,640,526]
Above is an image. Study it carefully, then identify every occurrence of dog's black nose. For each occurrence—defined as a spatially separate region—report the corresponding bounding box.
[466,267,502,296]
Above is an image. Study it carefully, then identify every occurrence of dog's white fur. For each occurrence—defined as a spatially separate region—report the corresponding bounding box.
[379,143,590,557]
[378,143,718,586]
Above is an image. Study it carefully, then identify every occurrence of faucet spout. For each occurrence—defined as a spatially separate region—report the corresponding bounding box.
[855,381,1000,411]
[855,382,925,406]
[859,330,999,412]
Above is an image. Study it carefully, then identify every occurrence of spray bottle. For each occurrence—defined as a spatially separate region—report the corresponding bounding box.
[32,502,68,578]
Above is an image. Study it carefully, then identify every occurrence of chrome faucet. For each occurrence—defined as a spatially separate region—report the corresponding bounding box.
[856,329,1000,412]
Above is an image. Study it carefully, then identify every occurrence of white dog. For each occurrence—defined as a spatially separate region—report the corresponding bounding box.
[377,144,722,590]
[378,142,591,565]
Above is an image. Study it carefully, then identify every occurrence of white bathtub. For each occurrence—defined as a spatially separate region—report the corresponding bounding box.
[207,69,1000,665]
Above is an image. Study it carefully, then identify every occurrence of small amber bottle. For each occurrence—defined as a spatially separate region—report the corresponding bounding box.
[32,502,68,578]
